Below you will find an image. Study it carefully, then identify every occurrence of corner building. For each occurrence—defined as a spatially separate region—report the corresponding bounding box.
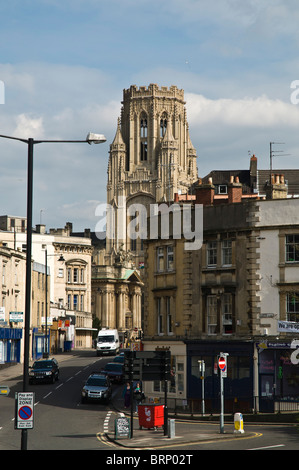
[143,176,299,414]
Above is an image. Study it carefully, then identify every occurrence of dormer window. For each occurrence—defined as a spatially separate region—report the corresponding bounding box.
[218,185,227,194]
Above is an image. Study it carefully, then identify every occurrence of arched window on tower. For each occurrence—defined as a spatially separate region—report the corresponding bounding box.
[140,114,148,161]
[160,114,167,138]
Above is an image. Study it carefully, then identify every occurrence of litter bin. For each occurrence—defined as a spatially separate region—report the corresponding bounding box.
[138,404,165,430]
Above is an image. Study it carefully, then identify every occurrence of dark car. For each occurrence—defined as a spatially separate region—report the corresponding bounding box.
[102,362,124,383]
[81,373,112,404]
[29,358,59,384]
[113,355,125,364]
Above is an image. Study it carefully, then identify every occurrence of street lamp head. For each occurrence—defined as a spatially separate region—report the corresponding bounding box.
[86,133,106,144]
[58,254,65,262]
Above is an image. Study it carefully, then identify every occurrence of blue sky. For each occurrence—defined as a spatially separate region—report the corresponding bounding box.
[1,0,299,230]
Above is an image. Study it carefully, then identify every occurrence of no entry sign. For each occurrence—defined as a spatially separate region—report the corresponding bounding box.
[15,392,35,429]
[218,356,226,370]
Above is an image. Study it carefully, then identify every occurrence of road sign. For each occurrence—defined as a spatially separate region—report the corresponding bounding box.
[15,392,35,429]
[218,356,226,370]
[0,386,10,396]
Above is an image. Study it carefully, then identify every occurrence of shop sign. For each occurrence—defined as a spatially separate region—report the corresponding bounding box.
[278,320,299,333]
[0,307,5,322]
[9,312,23,323]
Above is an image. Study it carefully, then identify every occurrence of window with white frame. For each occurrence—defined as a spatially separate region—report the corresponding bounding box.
[218,184,227,194]
[286,234,299,262]
[157,247,164,272]
[222,293,232,334]
[222,239,232,266]
[207,241,217,266]
[177,363,184,392]
[167,245,174,271]
[157,298,163,334]
[166,296,173,334]
[286,292,299,322]
[207,295,217,335]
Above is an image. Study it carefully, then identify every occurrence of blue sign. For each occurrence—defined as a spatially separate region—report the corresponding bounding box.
[19,406,32,420]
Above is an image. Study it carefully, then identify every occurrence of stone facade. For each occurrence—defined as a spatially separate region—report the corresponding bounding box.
[143,179,299,408]
[106,84,198,263]
[92,84,198,339]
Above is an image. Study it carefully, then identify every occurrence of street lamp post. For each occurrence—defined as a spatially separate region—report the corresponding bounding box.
[0,132,106,450]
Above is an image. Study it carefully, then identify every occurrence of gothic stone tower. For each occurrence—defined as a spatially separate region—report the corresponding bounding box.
[106,84,198,264]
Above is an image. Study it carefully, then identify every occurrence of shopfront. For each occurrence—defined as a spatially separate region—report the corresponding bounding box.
[0,327,22,365]
[257,341,299,412]
[187,341,254,413]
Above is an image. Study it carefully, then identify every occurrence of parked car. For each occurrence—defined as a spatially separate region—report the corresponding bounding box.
[101,362,124,383]
[113,355,125,364]
[29,358,59,384]
[81,373,112,404]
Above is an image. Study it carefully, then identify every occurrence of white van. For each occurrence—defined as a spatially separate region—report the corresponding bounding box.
[96,328,120,356]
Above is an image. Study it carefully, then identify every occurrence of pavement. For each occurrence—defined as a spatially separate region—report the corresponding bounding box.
[105,381,258,449]
[0,354,258,450]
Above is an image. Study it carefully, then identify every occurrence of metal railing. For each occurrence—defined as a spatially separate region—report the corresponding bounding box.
[149,396,299,415]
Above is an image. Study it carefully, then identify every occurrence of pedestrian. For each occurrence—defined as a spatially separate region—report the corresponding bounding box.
[133,382,143,413]
[123,382,131,408]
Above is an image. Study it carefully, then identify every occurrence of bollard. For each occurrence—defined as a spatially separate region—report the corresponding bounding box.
[168,419,175,438]
[234,412,244,433]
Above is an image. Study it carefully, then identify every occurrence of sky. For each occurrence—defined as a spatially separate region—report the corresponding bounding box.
[1,0,299,231]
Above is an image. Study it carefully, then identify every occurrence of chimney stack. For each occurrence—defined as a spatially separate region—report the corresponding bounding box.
[228,176,242,203]
[266,174,288,200]
[195,178,215,205]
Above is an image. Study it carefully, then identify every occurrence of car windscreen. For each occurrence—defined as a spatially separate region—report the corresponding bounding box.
[33,361,53,369]
[86,377,107,386]
[97,336,114,343]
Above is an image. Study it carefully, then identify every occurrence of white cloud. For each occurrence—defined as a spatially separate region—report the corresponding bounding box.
[13,113,44,139]
[186,93,299,128]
